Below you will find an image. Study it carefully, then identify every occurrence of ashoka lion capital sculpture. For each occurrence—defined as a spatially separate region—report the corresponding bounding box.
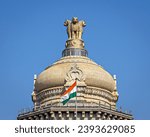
[64,17,86,40]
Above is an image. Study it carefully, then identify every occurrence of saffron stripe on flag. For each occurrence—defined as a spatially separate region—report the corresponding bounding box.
[61,81,76,96]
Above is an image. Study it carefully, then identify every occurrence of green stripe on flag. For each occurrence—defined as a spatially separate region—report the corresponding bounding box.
[62,92,77,105]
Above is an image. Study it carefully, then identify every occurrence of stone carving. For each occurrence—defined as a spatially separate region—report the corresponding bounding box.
[36,87,63,101]
[66,64,84,81]
[65,39,84,48]
[64,17,86,40]
[65,64,86,86]
[85,87,118,102]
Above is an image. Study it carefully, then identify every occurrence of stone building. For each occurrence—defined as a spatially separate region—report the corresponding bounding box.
[17,17,133,120]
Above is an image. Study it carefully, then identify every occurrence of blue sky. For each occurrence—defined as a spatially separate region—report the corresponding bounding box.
[0,0,150,119]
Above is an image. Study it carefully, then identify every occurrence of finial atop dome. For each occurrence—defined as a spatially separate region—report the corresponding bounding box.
[64,17,86,49]
[62,17,88,57]
[64,17,86,40]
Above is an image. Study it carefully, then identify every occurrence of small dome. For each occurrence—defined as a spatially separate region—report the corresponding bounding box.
[34,56,115,93]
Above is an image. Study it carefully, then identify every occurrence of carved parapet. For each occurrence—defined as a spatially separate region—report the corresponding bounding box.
[34,86,117,109]
[85,87,116,102]
[35,87,63,102]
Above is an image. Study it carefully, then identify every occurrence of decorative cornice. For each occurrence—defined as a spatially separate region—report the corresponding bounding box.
[85,87,117,102]
[17,105,133,120]
[34,86,117,106]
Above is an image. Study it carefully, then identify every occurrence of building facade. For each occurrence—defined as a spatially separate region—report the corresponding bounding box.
[17,17,133,120]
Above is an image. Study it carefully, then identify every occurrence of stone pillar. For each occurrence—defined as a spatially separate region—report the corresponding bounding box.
[74,111,77,120]
[58,111,62,119]
[82,111,85,120]
[45,113,50,120]
[66,111,70,119]
[102,112,107,120]
[50,111,55,120]
[39,114,44,120]
[89,111,93,119]
[96,111,101,120]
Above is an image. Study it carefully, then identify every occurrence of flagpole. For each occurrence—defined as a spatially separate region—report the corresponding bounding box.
[75,81,77,120]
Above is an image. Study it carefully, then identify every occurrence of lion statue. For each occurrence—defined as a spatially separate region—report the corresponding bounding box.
[64,17,86,40]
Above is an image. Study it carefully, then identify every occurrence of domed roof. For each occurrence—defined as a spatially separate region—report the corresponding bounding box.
[34,56,115,93]
[32,17,118,109]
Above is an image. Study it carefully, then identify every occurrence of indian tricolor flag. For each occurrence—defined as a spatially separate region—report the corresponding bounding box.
[61,81,77,105]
